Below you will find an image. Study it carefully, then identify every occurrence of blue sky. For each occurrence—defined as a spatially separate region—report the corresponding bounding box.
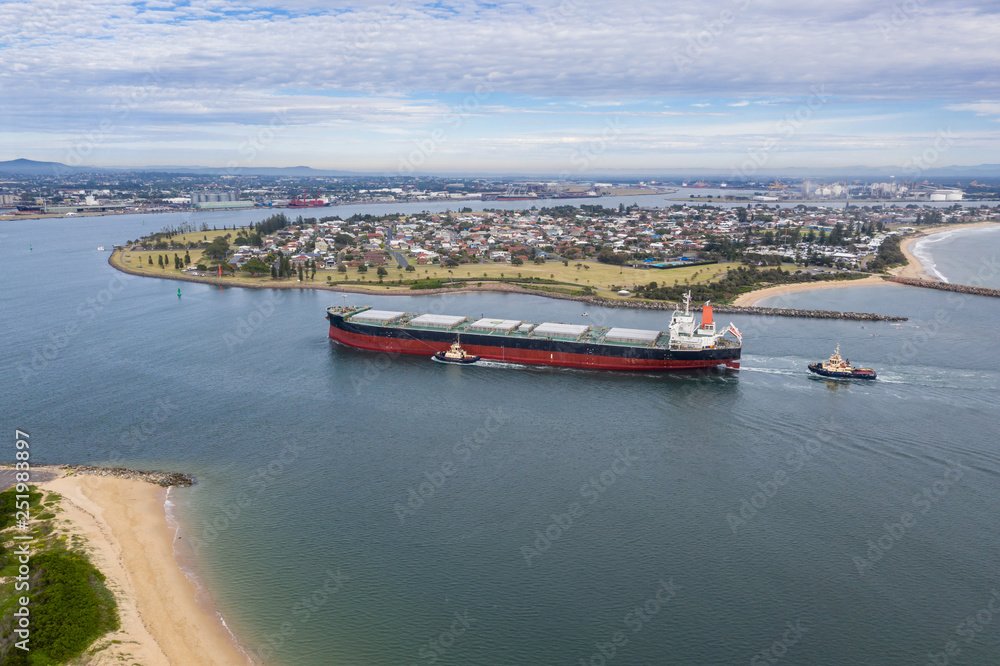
[1,0,999,174]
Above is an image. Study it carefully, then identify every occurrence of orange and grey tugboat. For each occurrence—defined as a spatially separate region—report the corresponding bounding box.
[808,345,876,380]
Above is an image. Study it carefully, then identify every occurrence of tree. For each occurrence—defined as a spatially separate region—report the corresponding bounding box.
[310,260,317,279]
[298,265,305,281]
[157,255,163,268]
[405,265,415,272]
[203,236,230,260]
[511,256,524,265]
[148,256,153,266]
[597,247,626,265]
[242,257,271,273]
[338,264,348,273]
[377,266,388,280]
[271,264,277,278]
[184,251,191,265]
[357,264,368,273]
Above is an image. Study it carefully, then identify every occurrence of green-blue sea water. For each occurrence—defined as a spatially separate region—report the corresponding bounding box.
[2,210,999,664]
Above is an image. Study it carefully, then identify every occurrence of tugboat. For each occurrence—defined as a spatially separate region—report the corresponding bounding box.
[433,340,480,365]
[808,344,876,380]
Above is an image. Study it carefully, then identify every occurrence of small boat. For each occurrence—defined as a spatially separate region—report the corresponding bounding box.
[808,344,876,380]
[97,246,106,251]
[433,340,480,365]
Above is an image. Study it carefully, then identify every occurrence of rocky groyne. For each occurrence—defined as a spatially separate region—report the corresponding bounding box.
[62,465,195,487]
[885,277,1000,299]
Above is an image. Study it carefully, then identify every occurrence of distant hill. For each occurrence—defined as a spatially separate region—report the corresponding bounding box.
[0,159,360,177]
[2,158,999,181]
[0,158,90,176]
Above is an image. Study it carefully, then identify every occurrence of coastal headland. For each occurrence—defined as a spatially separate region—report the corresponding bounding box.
[107,218,998,319]
[2,465,251,666]
[109,250,910,320]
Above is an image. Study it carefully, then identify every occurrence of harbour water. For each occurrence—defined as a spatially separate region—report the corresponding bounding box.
[3,212,999,664]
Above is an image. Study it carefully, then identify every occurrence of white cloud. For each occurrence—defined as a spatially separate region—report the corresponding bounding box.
[946,101,1000,118]
[2,0,1000,169]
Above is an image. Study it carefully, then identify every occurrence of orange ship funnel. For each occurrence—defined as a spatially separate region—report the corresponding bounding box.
[702,303,713,328]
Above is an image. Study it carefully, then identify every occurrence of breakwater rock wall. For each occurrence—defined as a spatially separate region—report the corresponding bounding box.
[714,306,907,321]
[579,297,908,321]
[885,277,1000,299]
[62,465,195,487]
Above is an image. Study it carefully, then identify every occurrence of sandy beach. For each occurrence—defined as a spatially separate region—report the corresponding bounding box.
[36,471,251,666]
[730,275,889,306]
[732,222,1000,306]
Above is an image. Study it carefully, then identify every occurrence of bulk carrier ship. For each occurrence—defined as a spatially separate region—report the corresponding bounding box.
[326,293,742,371]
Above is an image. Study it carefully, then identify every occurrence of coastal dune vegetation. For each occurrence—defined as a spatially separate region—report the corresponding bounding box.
[0,486,119,665]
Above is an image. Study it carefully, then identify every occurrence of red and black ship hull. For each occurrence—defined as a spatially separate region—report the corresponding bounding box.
[327,312,740,371]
